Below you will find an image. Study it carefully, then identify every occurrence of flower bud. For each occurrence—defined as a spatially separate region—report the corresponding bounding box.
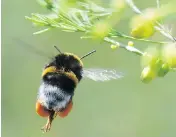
[157,63,170,77]
[111,43,119,50]
[128,41,134,46]
[155,58,163,71]
[131,23,155,38]
[130,8,159,38]
[130,18,155,38]
[141,66,155,83]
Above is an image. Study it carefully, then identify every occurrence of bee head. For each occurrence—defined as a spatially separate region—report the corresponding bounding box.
[43,46,96,81]
[44,53,83,81]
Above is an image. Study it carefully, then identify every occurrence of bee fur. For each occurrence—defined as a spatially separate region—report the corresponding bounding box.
[37,53,83,112]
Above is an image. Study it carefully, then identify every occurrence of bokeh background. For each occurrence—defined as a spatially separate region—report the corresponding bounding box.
[2,0,176,137]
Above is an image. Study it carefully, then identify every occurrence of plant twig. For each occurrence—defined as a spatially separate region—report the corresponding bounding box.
[104,37,144,56]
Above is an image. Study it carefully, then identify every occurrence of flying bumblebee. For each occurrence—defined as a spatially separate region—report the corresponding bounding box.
[34,46,124,133]
[15,38,124,133]
[14,38,124,132]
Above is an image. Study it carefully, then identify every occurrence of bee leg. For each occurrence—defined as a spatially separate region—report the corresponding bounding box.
[41,111,57,133]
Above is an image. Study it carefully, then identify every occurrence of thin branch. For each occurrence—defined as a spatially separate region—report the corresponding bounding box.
[109,30,169,44]
[104,37,144,56]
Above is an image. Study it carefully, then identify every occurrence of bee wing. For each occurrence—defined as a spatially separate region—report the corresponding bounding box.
[13,38,52,59]
[82,68,124,81]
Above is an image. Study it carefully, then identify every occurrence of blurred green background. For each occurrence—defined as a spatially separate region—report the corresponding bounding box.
[2,0,176,137]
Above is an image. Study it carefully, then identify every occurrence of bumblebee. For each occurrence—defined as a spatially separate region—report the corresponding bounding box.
[14,39,124,132]
[34,46,124,133]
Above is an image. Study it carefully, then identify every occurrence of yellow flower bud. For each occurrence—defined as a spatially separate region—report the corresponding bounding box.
[130,20,155,38]
[111,44,119,50]
[130,8,158,38]
[128,41,134,46]
[162,43,176,68]
[141,66,155,83]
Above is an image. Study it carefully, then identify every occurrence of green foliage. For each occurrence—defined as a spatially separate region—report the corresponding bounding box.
[26,0,176,83]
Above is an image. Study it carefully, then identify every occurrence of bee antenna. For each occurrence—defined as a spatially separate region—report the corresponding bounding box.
[54,46,62,54]
[80,50,96,60]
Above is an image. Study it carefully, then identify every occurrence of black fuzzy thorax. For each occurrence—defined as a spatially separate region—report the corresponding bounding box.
[45,53,83,81]
[43,72,76,95]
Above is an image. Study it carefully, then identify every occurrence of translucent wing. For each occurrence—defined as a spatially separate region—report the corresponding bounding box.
[13,38,52,59]
[82,68,124,81]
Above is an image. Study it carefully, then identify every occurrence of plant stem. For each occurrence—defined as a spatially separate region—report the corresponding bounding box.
[104,37,144,56]
[110,30,169,44]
